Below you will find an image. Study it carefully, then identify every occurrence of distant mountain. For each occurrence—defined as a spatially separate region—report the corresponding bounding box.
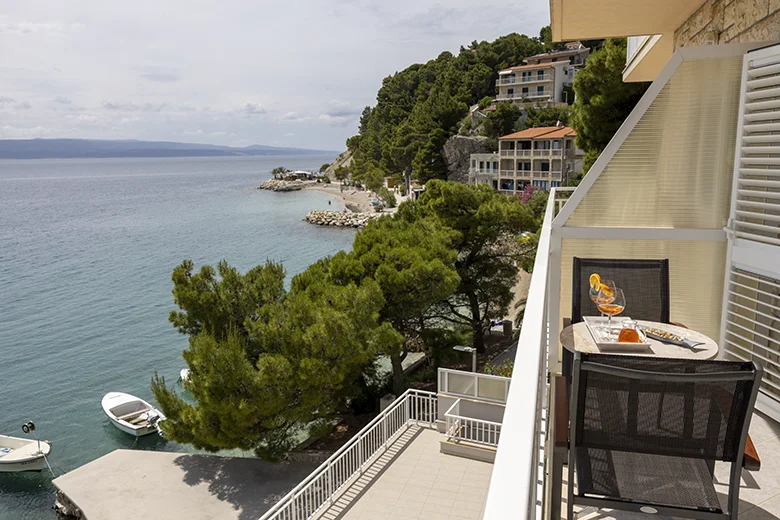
[0,139,338,159]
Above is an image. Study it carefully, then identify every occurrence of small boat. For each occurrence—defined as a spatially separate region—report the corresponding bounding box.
[179,368,190,383]
[101,392,166,437]
[0,435,51,473]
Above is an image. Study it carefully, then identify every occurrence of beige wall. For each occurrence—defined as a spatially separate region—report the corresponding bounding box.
[675,0,780,48]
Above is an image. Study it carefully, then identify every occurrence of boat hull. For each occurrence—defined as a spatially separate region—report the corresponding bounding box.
[101,392,165,438]
[0,457,47,472]
[107,417,160,437]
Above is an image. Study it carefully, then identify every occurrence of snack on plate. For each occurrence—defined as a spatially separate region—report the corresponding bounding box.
[642,327,685,344]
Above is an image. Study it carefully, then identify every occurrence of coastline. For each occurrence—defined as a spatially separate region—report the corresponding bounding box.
[303,182,374,213]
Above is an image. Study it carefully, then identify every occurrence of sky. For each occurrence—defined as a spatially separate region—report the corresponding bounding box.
[0,1,549,151]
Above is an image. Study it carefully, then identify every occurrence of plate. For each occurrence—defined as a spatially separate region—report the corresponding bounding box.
[583,316,652,352]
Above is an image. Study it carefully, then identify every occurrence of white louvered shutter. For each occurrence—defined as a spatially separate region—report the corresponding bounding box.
[722,44,780,420]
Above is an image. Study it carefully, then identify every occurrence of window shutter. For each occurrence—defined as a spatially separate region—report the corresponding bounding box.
[723,44,780,418]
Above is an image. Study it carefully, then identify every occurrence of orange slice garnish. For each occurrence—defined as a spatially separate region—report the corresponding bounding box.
[589,273,601,290]
[599,283,614,298]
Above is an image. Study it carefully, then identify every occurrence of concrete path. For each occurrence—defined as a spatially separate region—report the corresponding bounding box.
[53,450,317,520]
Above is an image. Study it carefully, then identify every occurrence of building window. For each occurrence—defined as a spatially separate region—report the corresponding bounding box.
[551,181,560,188]
[500,179,514,190]
[565,139,572,149]
[537,85,544,95]
[516,160,531,171]
[552,140,561,150]
[479,161,484,170]
[519,141,532,150]
[508,88,514,96]
[537,70,544,79]
[492,180,498,189]
[535,140,550,150]
[540,162,550,172]
[493,161,499,170]
[522,87,528,95]
[533,180,549,190]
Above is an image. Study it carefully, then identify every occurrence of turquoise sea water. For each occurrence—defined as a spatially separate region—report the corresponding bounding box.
[0,156,356,519]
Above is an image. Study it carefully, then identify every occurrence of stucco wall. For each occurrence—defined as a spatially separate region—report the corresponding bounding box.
[674,0,780,48]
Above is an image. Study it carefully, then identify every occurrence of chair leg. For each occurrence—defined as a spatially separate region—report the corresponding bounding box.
[550,446,564,520]
[566,456,575,520]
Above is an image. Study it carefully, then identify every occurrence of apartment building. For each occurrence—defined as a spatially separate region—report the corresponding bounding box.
[494,42,589,106]
[469,126,582,194]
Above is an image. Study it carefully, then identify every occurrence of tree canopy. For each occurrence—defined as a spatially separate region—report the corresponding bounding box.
[153,259,401,460]
[570,39,649,181]
[347,33,546,186]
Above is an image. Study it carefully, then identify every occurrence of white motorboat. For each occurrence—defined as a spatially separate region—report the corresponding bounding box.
[101,392,166,437]
[179,368,190,383]
[0,434,51,473]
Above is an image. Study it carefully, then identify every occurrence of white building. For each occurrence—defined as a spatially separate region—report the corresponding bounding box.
[494,43,589,106]
[469,126,583,195]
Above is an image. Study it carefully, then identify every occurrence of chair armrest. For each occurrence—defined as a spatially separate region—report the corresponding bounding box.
[744,435,761,471]
[554,375,568,449]
[669,322,688,329]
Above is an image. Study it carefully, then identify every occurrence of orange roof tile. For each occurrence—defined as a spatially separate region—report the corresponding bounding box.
[499,126,576,140]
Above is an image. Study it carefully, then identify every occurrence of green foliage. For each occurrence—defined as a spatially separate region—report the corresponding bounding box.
[483,359,513,377]
[377,187,397,208]
[571,39,649,156]
[347,33,544,183]
[482,102,521,142]
[168,260,286,353]
[524,104,571,129]
[527,189,550,221]
[271,166,289,178]
[319,163,330,173]
[478,96,493,109]
[155,259,400,460]
[333,165,349,182]
[322,176,331,184]
[401,180,536,352]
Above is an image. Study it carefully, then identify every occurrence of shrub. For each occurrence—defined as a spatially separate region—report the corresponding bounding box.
[378,187,397,208]
[483,359,513,378]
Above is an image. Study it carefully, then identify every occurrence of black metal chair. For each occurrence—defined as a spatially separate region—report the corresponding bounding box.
[571,257,670,324]
[562,353,763,520]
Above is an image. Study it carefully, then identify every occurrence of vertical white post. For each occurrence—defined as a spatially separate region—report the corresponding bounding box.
[327,461,333,505]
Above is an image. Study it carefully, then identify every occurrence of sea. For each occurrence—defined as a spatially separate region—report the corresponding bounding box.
[0,155,356,519]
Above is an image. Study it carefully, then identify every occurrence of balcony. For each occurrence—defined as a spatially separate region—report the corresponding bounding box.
[499,149,533,157]
[496,74,553,86]
[495,91,552,102]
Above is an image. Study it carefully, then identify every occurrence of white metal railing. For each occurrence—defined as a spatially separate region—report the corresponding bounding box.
[259,389,437,520]
[471,169,498,174]
[500,150,514,156]
[438,368,511,404]
[483,188,566,520]
[444,399,502,447]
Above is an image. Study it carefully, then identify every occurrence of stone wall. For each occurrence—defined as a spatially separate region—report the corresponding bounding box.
[674,0,780,48]
[304,210,380,228]
[442,135,493,183]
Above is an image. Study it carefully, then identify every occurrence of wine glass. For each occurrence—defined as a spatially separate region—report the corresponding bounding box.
[597,287,625,337]
[591,279,615,328]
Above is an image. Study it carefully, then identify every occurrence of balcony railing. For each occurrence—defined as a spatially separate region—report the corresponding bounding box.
[444,398,502,446]
[496,74,553,86]
[483,188,574,520]
[438,368,511,404]
[259,389,437,520]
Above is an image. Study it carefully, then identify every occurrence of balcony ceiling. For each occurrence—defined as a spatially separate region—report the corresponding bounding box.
[550,0,706,41]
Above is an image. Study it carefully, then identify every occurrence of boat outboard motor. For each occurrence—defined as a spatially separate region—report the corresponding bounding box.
[21,421,35,434]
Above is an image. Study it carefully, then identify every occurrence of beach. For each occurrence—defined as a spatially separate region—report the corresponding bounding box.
[304,182,376,213]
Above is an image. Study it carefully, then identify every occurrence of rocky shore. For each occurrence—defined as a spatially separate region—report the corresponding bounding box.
[258,179,316,191]
[304,210,380,228]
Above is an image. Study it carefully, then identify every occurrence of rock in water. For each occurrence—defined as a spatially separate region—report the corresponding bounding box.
[258,179,315,191]
[304,210,380,228]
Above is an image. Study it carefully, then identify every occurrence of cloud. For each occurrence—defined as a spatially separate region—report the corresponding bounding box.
[243,103,266,116]
[183,129,204,135]
[0,21,84,35]
[0,125,53,138]
[318,114,353,126]
[102,101,166,112]
[53,96,72,105]
[75,114,100,123]
[284,132,295,137]
[178,105,197,112]
[119,117,140,125]
[140,72,181,82]
[324,100,362,118]
[15,102,33,110]
[0,97,15,104]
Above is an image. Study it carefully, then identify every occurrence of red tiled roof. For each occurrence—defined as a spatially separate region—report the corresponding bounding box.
[499,126,576,139]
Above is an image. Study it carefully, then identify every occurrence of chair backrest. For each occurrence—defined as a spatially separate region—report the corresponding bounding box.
[572,257,670,324]
[571,353,762,463]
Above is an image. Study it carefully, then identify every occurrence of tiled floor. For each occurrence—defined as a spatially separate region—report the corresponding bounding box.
[315,425,492,520]
[566,411,780,519]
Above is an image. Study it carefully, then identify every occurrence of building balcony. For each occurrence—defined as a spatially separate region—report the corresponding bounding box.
[496,74,553,86]
[495,91,553,102]
[499,149,533,157]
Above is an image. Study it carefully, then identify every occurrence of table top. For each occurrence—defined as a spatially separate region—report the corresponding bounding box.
[560,320,719,360]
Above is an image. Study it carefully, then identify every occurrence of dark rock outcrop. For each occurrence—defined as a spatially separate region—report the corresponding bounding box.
[442,135,492,183]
